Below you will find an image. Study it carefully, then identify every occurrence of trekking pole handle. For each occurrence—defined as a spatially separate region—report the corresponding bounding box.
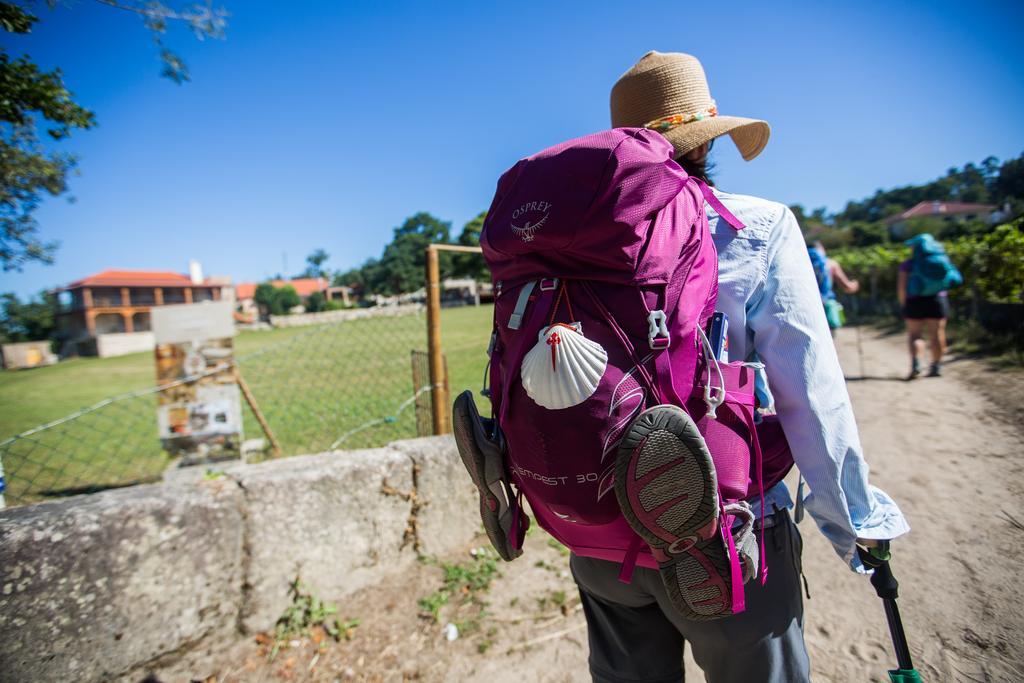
[857,543,899,600]
[871,560,900,601]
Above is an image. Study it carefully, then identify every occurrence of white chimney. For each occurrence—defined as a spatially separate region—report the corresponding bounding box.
[189,260,204,284]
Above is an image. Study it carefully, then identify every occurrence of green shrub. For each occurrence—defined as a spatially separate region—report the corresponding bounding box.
[305,291,326,313]
[833,220,1023,304]
[254,283,303,316]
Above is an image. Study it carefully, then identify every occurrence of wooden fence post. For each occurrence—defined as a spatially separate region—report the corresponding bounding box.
[423,243,484,435]
[425,246,448,434]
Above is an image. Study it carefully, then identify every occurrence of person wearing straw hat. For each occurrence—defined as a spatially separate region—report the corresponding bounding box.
[567,51,909,683]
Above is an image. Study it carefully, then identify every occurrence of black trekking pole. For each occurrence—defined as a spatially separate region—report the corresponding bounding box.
[855,322,866,380]
[852,295,866,379]
[857,543,922,682]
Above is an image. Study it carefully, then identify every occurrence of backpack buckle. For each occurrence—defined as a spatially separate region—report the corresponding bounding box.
[647,310,670,350]
[539,278,559,291]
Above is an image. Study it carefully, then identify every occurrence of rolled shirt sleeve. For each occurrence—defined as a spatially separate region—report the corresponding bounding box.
[746,207,910,571]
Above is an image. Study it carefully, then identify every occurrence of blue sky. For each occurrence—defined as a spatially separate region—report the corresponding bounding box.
[3,0,1023,298]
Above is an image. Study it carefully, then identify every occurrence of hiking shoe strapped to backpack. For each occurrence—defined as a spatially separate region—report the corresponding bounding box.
[615,405,754,620]
[452,390,527,561]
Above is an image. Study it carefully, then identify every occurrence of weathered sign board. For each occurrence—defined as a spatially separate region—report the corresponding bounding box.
[151,301,242,464]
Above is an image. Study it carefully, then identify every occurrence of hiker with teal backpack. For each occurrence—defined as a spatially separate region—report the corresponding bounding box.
[454,51,910,682]
[898,233,963,379]
[808,242,860,338]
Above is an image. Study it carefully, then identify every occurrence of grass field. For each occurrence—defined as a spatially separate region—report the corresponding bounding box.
[0,305,493,506]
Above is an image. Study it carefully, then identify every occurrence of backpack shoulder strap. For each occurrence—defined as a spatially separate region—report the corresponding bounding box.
[695,180,744,231]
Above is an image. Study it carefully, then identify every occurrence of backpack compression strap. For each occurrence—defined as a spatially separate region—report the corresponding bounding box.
[498,283,558,426]
[739,403,769,586]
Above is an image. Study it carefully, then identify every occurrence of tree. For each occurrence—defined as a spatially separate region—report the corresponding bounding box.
[91,1,228,84]
[0,1,227,271]
[253,282,277,317]
[1,4,95,271]
[332,264,366,290]
[303,248,330,279]
[253,282,302,316]
[996,153,1024,205]
[333,256,390,299]
[376,212,452,295]
[953,162,990,203]
[849,221,887,247]
[452,211,490,281]
[305,290,325,313]
[0,290,56,342]
[275,285,300,313]
[981,155,1001,187]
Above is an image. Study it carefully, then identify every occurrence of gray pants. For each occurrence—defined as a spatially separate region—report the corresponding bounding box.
[570,509,810,683]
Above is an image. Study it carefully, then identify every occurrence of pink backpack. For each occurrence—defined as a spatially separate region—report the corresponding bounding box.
[477,129,792,588]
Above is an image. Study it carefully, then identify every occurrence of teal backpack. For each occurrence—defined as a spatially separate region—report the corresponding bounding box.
[905,234,962,297]
[807,246,843,329]
[807,247,833,300]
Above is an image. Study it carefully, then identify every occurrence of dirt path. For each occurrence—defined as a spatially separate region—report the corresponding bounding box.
[803,327,1024,682]
[172,327,1024,683]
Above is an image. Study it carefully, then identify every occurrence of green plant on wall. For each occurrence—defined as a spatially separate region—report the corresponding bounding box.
[417,548,499,625]
[270,576,360,661]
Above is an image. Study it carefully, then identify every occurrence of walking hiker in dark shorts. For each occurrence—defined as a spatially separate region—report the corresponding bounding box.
[898,233,961,379]
[571,51,910,683]
[899,263,949,379]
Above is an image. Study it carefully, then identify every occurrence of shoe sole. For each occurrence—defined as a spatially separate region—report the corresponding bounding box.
[615,405,719,549]
[615,404,734,620]
[662,535,735,620]
[452,391,520,561]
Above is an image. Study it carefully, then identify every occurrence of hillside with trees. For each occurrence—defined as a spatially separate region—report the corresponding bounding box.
[793,152,1023,248]
[5,152,1021,343]
[332,152,1023,301]
[333,212,485,297]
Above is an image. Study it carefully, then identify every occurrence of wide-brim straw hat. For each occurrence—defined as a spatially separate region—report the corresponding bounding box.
[611,51,770,161]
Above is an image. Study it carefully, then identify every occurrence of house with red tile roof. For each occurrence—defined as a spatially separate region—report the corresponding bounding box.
[884,200,998,236]
[56,262,230,356]
[234,278,351,319]
[234,278,328,301]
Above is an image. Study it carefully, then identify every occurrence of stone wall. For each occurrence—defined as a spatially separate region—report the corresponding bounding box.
[0,436,477,683]
[268,303,424,329]
[95,331,156,358]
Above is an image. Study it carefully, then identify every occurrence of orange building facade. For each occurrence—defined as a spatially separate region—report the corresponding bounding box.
[57,270,226,354]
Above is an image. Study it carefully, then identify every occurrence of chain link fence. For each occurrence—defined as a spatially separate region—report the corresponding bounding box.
[0,306,436,508]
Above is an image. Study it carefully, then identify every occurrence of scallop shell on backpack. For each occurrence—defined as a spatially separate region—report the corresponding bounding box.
[521,323,608,410]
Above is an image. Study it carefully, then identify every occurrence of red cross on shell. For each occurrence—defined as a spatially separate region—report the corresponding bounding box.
[547,330,561,371]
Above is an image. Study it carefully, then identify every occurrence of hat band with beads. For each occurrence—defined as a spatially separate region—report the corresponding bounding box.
[643,103,718,133]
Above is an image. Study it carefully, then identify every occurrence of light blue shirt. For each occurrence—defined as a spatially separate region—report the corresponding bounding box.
[708,189,909,572]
